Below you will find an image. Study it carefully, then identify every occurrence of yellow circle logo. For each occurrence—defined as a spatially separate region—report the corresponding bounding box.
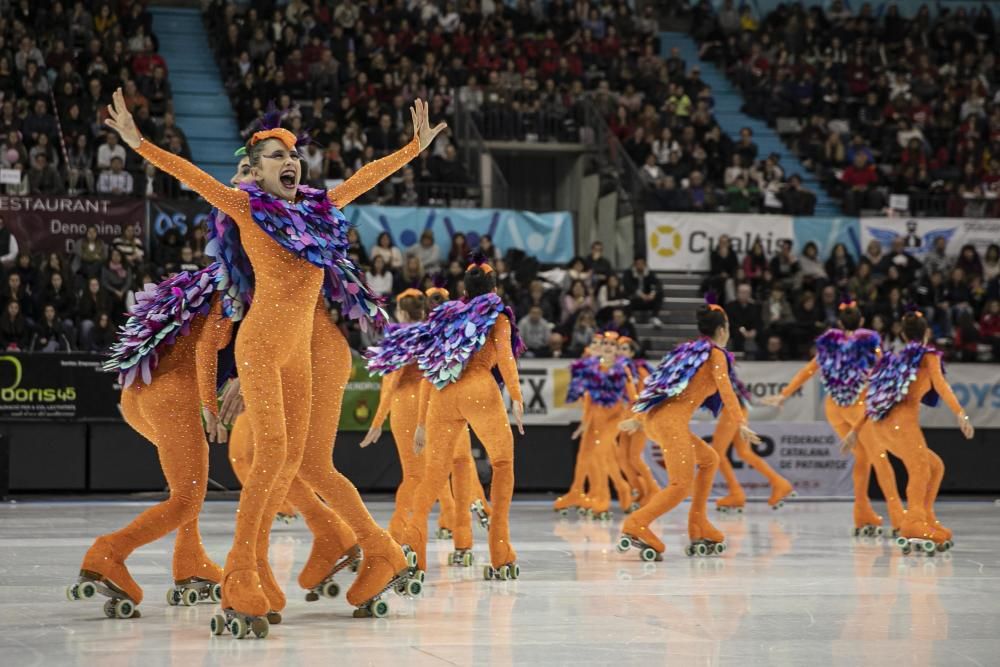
[649,224,681,257]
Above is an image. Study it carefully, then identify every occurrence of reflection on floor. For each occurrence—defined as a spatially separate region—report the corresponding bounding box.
[2,499,999,666]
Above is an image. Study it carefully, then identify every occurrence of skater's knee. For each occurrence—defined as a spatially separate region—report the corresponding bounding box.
[491,458,513,475]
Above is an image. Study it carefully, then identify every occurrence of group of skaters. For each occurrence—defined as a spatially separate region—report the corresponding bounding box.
[63,88,974,640]
[555,300,974,561]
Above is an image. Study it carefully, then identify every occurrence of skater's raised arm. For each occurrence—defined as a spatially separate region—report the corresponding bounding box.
[105,88,248,218]
[709,347,760,444]
[327,99,446,208]
[770,357,818,406]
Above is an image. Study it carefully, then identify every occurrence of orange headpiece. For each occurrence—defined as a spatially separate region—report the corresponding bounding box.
[425,286,449,300]
[396,288,424,303]
[707,304,724,313]
[467,262,494,274]
[602,331,620,342]
[617,336,634,347]
[249,127,298,150]
[838,300,858,311]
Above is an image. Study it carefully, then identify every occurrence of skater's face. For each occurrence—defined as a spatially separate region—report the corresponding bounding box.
[252,138,302,200]
[617,342,633,358]
[230,156,252,186]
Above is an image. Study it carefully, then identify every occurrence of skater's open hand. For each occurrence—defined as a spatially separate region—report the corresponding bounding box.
[958,413,975,440]
[105,88,142,149]
[739,423,762,445]
[413,425,426,454]
[840,430,858,454]
[571,422,586,439]
[218,378,244,426]
[203,407,227,444]
[761,395,784,409]
[411,98,448,151]
[512,400,525,435]
[618,418,640,434]
[360,425,382,448]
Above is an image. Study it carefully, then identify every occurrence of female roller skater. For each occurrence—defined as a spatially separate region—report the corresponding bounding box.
[68,267,233,619]
[764,302,893,533]
[107,90,443,636]
[552,337,602,515]
[368,259,525,579]
[845,311,974,554]
[617,336,659,509]
[617,305,760,561]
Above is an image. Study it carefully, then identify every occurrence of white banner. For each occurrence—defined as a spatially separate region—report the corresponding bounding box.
[507,359,998,428]
[644,212,794,271]
[861,217,1000,260]
[643,421,854,498]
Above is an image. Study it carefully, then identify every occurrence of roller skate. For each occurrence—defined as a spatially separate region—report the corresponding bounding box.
[348,538,422,618]
[553,491,582,517]
[615,534,664,562]
[686,520,726,557]
[715,490,746,515]
[471,499,490,528]
[588,498,613,522]
[166,577,222,607]
[435,527,453,540]
[768,480,797,510]
[302,544,362,602]
[449,548,475,567]
[483,541,519,581]
[214,567,271,639]
[852,505,884,537]
[67,537,142,618]
[275,512,299,525]
[255,558,287,625]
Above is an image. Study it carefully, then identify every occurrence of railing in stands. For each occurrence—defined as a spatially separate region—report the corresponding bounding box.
[890,192,1000,219]
[453,102,510,209]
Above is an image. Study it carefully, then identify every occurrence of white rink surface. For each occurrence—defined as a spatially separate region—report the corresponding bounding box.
[1,499,999,666]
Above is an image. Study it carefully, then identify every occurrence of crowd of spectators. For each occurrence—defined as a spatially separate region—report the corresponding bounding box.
[703,233,1000,363]
[0,0,187,198]
[693,0,1000,217]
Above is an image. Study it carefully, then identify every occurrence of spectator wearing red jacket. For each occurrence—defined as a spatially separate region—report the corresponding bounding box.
[841,152,883,215]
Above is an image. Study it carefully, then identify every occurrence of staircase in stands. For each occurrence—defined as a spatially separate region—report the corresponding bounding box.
[635,271,705,358]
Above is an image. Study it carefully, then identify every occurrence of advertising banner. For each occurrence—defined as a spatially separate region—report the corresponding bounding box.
[918,363,1000,429]
[0,353,120,421]
[347,206,574,264]
[644,213,794,271]
[147,198,212,247]
[860,217,1000,260]
[644,421,854,498]
[0,195,146,256]
[338,353,383,432]
[792,216,862,259]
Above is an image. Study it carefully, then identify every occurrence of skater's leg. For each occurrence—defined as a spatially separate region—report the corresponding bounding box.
[436,476,457,533]
[688,436,724,543]
[231,415,297,518]
[923,449,950,539]
[450,429,476,551]
[828,403,878,525]
[859,422,905,530]
[387,407,425,541]
[710,413,744,508]
[628,429,659,503]
[464,394,516,569]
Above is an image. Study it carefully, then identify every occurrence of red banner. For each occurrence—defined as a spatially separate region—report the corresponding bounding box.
[0,195,146,256]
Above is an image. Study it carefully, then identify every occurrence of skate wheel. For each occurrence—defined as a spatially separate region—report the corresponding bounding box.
[321,581,340,598]
[873,527,884,537]
[895,536,908,548]
[114,599,135,619]
[210,614,226,636]
[79,581,97,599]
[405,550,418,569]
[210,583,222,603]
[922,540,935,553]
[695,543,708,557]
[640,547,658,562]
[901,545,912,555]
[66,584,79,601]
[685,545,695,557]
[266,611,282,625]
[251,618,269,639]
[483,565,494,580]
[372,599,389,618]
[305,592,319,602]
[736,507,744,514]
[182,587,199,607]
[616,537,631,553]
[510,564,520,579]
[350,560,360,573]
[406,579,423,597]
[415,569,426,583]
[714,542,726,555]
[462,552,474,567]
[557,509,569,517]
[103,599,117,618]
[230,616,247,639]
[772,501,783,511]
[166,588,177,606]
[498,565,511,580]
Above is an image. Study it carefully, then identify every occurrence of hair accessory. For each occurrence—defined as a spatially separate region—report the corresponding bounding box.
[707,304,724,313]
[250,127,298,149]
[618,336,634,346]
[425,286,449,299]
[602,331,620,341]
[396,288,424,303]
[838,300,857,311]
[704,291,724,312]
[234,146,247,158]
[466,249,494,274]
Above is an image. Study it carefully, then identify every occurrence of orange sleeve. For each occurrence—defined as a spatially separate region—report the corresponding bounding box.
[370,370,401,430]
[926,354,963,416]
[492,314,523,403]
[194,301,231,414]
[623,366,639,402]
[328,138,420,208]
[781,358,819,398]
[417,378,431,427]
[710,348,746,425]
[136,138,249,217]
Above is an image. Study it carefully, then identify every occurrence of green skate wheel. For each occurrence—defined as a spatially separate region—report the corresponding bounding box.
[483,565,493,580]
[510,564,520,579]
[405,550,418,569]
[210,614,226,636]
[321,581,340,598]
[210,583,222,603]
[251,618,269,639]
[372,600,389,618]
[498,565,511,580]
[66,584,79,601]
[166,588,178,606]
[462,552,474,567]
[114,599,135,619]
[695,543,708,556]
[182,588,199,607]
[895,536,908,548]
[873,527,884,537]
[640,547,657,562]
[230,616,247,639]
[714,542,726,555]
[617,537,631,553]
[79,581,97,599]
[921,540,935,553]
[406,579,422,597]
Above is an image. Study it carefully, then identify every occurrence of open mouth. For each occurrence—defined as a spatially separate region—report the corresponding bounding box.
[279,168,296,188]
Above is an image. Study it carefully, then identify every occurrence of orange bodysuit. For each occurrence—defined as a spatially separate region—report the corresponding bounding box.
[622,347,737,554]
[581,388,632,516]
[78,297,232,606]
[621,363,660,507]
[401,314,522,571]
[711,404,793,509]
[135,136,419,618]
[857,353,962,542]
[553,384,594,512]
[781,353,900,529]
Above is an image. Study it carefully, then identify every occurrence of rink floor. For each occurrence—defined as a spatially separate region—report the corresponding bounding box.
[2,498,999,666]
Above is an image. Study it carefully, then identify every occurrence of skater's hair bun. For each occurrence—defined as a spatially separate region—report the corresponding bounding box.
[696,305,728,337]
[396,289,426,322]
[464,264,496,298]
[838,304,862,331]
[901,311,928,342]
